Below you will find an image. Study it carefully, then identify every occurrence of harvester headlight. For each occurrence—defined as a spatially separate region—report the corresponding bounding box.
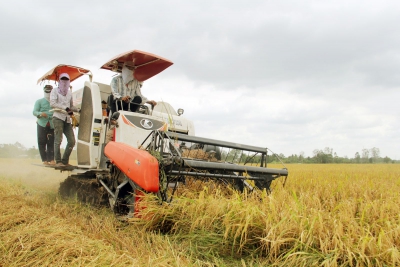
[177,108,184,116]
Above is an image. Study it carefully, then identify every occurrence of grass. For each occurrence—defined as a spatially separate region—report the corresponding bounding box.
[1,159,400,266]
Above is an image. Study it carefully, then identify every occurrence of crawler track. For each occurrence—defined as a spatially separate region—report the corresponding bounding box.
[59,176,108,207]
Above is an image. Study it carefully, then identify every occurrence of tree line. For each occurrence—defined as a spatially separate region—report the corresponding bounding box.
[0,142,77,160]
[0,142,38,158]
[274,147,397,164]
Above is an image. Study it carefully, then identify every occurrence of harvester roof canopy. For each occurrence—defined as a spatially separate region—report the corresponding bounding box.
[37,64,92,84]
[100,50,173,82]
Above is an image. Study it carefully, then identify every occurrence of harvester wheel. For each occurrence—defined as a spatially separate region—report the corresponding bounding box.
[103,166,145,218]
[112,185,136,217]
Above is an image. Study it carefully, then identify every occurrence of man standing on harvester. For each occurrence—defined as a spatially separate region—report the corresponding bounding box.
[33,84,55,165]
[50,73,79,167]
[110,63,157,113]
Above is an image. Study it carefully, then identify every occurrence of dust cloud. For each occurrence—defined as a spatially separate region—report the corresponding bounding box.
[0,158,71,192]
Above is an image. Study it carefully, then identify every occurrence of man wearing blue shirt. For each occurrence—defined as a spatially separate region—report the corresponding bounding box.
[33,85,55,165]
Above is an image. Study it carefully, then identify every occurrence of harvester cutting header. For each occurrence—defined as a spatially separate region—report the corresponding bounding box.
[38,49,288,217]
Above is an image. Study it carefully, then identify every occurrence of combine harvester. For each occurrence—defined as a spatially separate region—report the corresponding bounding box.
[37,50,288,217]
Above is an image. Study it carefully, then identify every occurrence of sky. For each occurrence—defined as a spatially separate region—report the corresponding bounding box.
[0,0,399,159]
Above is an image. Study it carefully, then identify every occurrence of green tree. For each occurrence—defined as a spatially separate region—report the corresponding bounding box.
[313,148,333,163]
[383,156,391,163]
[299,151,305,163]
[361,149,369,163]
[0,142,27,158]
[27,146,39,158]
[370,147,380,163]
[354,152,361,163]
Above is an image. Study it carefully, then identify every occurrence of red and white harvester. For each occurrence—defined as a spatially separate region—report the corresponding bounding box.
[37,50,288,217]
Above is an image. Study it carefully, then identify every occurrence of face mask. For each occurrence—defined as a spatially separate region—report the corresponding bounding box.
[58,79,70,96]
[43,85,52,100]
[58,73,70,96]
[44,92,51,101]
[121,64,134,84]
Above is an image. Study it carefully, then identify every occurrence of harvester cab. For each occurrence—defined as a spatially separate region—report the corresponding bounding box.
[59,50,194,169]
[38,50,288,218]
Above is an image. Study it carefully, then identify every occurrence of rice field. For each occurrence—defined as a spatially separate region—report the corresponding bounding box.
[1,159,399,266]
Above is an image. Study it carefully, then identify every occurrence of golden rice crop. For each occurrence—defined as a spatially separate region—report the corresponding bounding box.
[1,159,400,266]
[139,164,400,266]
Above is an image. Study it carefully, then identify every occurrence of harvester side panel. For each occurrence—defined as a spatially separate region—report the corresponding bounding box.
[77,81,104,168]
[104,141,159,192]
[114,111,168,150]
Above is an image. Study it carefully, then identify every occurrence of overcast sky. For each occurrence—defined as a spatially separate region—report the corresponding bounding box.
[1,0,399,159]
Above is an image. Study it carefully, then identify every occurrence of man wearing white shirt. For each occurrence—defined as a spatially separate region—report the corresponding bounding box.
[50,73,79,167]
[110,63,157,113]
